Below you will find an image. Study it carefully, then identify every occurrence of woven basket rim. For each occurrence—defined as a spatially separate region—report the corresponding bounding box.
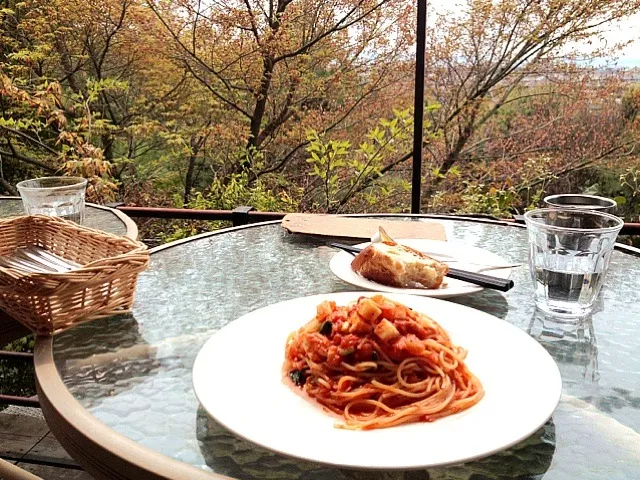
[1,213,140,237]
[0,214,147,279]
[0,214,144,244]
[0,249,149,280]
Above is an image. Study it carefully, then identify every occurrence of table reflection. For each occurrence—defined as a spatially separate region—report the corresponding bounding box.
[195,407,555,480]
[54,315,162,408]
[527,309,600,387]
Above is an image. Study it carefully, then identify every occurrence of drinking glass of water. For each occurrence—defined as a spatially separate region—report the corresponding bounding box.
[523,208,623,318]
[16,176,88,224]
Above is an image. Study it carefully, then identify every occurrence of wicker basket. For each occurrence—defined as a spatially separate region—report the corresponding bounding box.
[0,215,150,336]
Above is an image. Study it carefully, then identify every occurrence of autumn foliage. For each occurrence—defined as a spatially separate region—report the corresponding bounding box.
[1,0,640,223]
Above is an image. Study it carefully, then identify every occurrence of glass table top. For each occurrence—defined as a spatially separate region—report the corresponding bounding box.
[0,197,129,237]
[51,218,640,479]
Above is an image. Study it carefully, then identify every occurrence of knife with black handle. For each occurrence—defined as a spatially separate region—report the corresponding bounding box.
[329,242,515,292]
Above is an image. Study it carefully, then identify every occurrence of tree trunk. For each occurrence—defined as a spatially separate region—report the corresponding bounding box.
[184,135,201,204]
[54,36,85,96]
[247,57,275,150]
[101,134,114,161]
[0,177,18,195]
[422,106,480,201]
[184,157,197,205]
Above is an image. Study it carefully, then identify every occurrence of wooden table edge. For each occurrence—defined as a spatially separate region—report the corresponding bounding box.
[0,458,41,480]
[0,197,139,241]
[86,202,139,241]
[34,338,232,480]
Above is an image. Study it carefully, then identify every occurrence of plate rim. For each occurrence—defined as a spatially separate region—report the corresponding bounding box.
[192,292,562,470]
[329,239,514,298]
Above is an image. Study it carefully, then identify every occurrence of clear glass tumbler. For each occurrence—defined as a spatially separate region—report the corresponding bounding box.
[543,194,617,214]
[16,176,88,224]
[523,208,623,318]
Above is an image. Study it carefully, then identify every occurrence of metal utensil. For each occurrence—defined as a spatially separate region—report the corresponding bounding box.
[29,247,81,270]
[15,248,69,273]
[0,255,47,273]
[0,247,81,274]
[468,263,522,272]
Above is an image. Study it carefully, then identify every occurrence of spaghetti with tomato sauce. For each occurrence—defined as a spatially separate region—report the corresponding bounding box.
[283,295,484,430]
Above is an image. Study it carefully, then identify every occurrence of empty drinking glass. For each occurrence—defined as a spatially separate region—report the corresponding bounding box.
[524,208,623,318]
[543,194,617,214]
[17,177,88,224]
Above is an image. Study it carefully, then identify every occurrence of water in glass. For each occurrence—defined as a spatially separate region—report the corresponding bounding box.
[532,262,605,317]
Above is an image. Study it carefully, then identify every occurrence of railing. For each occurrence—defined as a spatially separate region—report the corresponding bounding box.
[112,205,285,226]
[0,350,38,407]
[109,204,640,235]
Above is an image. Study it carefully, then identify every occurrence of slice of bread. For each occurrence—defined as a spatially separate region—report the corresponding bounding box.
[351,241,449,289]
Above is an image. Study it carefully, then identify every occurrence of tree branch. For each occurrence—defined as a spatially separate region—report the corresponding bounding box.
[518,140,640,193]
[242,0,262,47]
[0,125,59,156]
[333,149,415,210]
[251,71,393,180]
[0,149,57,172]
[273,0,392,63]
[97,0,129,74]
[0,177,18,195]
[146,0,240,94]
[256,81,297,145]
[184,63,252,118]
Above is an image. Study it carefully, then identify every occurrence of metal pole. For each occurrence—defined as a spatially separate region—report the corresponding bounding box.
[411,0,427,214]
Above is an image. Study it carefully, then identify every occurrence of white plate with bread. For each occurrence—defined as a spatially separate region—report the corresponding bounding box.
[329,239,514,298]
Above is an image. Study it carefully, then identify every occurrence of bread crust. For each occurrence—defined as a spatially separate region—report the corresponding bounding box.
[351,242,449,289]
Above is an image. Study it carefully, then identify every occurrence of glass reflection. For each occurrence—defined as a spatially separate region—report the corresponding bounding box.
[527,307,600,387]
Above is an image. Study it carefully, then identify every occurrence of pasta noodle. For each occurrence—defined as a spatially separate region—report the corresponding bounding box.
[283,295,484,430]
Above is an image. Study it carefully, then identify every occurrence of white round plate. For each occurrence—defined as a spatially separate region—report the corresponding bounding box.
[330,239,514,298]
[193,292,562,469]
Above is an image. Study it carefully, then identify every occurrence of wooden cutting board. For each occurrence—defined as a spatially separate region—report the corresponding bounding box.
[281,214,447,241]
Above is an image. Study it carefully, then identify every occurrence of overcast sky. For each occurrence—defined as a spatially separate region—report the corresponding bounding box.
[426,2,640,67]
[595,14,640,66]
